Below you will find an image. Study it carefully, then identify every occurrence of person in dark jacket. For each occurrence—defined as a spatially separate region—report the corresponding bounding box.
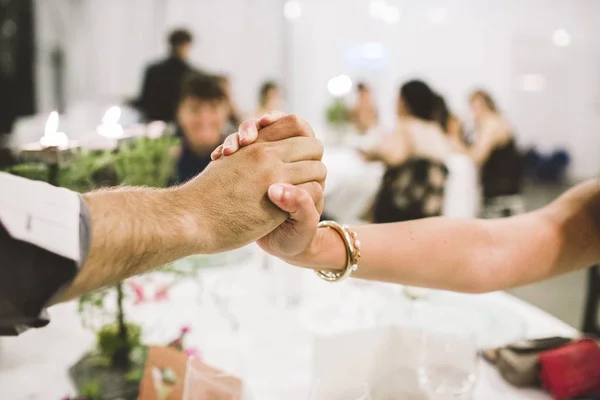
[135,29,198,122]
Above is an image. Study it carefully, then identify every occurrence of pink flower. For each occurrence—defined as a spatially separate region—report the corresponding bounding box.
[128,282,146,304]
[184,348,201,359]
[155,286,169,301]
[181,325,191,335]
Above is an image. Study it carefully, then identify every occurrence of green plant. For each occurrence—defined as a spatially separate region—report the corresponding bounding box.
[3,163,49,182]
[80,379,101,399]
[326,98,350,126]
[97,322,142,365]
[113,137,178,187]
[59,150,117,192]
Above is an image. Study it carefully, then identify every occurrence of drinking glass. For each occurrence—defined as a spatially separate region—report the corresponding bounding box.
[417,328,478,400]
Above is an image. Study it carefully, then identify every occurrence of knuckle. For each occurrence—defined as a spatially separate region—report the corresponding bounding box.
[249,144,268,161]
[285,114,302,128]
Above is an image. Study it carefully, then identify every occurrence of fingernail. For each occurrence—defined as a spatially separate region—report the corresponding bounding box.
[249,123,258,137]
[269,184,285,202]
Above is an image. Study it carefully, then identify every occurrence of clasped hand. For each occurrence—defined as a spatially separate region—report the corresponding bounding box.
[210,112,323,263]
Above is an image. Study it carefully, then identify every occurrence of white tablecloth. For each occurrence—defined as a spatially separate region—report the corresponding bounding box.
[0,251,577,399]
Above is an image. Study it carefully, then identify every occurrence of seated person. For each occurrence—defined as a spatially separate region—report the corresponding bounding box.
[173,73,227,184]
[468,89,523,201]
[361,80,451,223]
[349,82,378,134]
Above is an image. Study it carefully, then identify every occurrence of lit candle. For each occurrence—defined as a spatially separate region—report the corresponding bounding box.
[40,111,69,149]
[96,106,124,139]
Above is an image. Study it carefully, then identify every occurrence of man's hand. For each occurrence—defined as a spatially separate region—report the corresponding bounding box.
[210,112,324,259]
[185,114,325,253]
[57,115,325,302]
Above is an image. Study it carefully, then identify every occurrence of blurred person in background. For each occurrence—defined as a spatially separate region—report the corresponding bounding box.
[135,28,198,123]
[432,94,467,153]
[468,89,524,203]
[433,94,480,218]
[349,82,378,134]
[218,74,243,132]
[361,80,451,222]
[256,81,283,117]
[173,73,228,184]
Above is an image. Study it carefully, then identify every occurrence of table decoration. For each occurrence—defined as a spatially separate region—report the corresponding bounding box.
[18,111,78,185]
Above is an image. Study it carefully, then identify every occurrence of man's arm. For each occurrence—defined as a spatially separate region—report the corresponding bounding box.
[1,116,325,330]
[54,186,207,302]
[56,118,326,302]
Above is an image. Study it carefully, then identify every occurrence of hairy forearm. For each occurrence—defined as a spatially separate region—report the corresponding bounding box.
[56,186,208,302]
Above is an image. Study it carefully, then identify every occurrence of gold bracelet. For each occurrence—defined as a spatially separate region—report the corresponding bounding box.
[314,221,361,283]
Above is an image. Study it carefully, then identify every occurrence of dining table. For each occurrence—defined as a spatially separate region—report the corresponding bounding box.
[0,247,578,399]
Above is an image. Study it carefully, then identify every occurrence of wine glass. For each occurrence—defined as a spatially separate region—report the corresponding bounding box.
[417,328,478,400]
[307,378,372,400]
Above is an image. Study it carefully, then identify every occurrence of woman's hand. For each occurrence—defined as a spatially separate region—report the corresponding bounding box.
[210,112,324,261]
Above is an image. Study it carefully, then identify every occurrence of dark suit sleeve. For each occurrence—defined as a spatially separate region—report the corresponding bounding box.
[0,175,92,335]
[135,65,154,116]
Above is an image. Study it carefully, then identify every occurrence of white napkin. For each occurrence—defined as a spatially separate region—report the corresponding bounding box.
[313,326,424,399]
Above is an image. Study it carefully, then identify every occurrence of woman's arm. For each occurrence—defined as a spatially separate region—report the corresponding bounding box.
[468,123,498,165]
[285,180,600,293]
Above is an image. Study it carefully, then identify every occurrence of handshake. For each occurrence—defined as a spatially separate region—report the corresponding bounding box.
[179,112,328,267]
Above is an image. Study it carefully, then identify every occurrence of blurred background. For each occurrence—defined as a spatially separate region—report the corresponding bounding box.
[1,0,600,399]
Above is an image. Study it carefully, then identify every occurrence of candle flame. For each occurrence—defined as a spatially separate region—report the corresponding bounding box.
[41,110,69,149]
[45,111,59,136]
[102,106,122,125]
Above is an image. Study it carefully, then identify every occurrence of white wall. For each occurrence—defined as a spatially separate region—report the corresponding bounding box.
[287,0,600,179]
[35,0,285,116]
